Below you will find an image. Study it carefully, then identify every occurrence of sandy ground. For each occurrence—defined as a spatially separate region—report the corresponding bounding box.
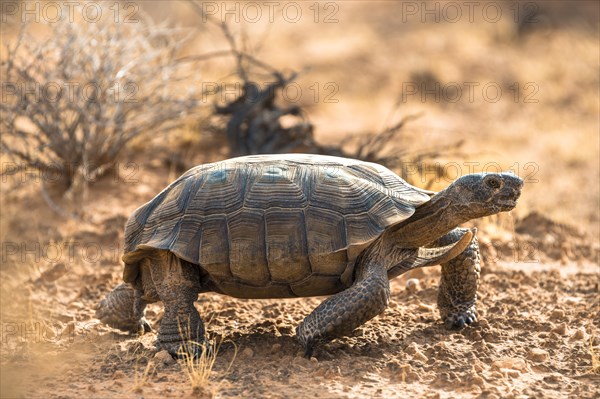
[1,1,599,398]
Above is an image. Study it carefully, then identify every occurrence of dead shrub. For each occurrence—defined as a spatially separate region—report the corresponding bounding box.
[0,13,199,198]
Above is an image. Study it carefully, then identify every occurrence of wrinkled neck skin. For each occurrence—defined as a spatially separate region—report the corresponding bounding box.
[385,190,472,249]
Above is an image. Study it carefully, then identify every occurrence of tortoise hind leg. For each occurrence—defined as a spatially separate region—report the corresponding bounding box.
[296,245,390,358]
[148,251,205,356]
[435,227,480,329]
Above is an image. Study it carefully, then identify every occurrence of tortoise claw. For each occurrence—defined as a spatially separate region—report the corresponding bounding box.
[303,343,314,359]
[169,341,212,360]
[443,306,477,330]
[140,318,153,334]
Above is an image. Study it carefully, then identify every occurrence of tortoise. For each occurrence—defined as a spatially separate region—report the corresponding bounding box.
[96,154,523,357]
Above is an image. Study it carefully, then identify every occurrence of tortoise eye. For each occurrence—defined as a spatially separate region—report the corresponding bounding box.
[486,177,501,189]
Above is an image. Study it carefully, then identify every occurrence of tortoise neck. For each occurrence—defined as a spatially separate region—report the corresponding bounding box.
[387,190,468,248]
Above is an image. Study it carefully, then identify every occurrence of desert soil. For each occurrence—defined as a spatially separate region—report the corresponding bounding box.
[1,1,599,398]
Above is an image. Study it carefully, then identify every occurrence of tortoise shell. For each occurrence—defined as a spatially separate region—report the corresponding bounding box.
[122,154,432,298]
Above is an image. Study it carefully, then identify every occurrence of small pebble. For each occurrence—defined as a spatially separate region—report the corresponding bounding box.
[564,297,581,305]
[550,309,565,319]
[491,358,527,372]
[417,303,435,313]
[154,350,175,365]
[478,319,490,329]
[552,323,568,336]
[543,374,562,383]
[412,349,428,363]
[310,356,318,364]
[528,348,550,362]
[471,375,485,388]
[405,343,428,364]
[406,278,421,294]
[241,347,254,358]
[571,328,586,340]
[271,343,282,353]
[505,369,521,378]
[68,301,84,310]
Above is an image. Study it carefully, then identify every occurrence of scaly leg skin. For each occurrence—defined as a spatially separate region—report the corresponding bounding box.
[149,251,204,357]
[435,227,481,330]
[95,283,152,334]
[296,245,390,358]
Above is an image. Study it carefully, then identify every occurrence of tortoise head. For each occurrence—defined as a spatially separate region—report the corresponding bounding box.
[444,172,524,218]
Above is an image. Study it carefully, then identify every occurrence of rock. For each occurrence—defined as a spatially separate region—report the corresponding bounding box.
[406,278,421,294]
[417,303,435,313]
[491,357,527,372]
[271,343,282,353]
[571,328,586,340]
[478,319,490,329]
[550,309,565,319]
[241,347,254,358]
[543,373,562,383]
[412,349,428,363]
[154,350,175,365]
[552,323,568,336]
[310,356,318,364]
[527,348,550,362]
[505,369,521,378]
[68,301,84,310]
[404,342,419,354]
[471,375,485,388]
[564,297,581,305]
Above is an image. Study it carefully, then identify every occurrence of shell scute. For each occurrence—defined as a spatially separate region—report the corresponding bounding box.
[265,209,310,282]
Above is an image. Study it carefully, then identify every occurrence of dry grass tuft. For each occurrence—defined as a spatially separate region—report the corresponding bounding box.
[132,360,156,394]
[177,321,238,397]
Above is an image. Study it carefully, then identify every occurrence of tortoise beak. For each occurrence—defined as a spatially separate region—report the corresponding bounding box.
[497,174,523,210]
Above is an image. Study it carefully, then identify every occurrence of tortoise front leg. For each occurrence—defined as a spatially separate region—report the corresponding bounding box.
[296,250,390,357]
[435,227,480,329]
